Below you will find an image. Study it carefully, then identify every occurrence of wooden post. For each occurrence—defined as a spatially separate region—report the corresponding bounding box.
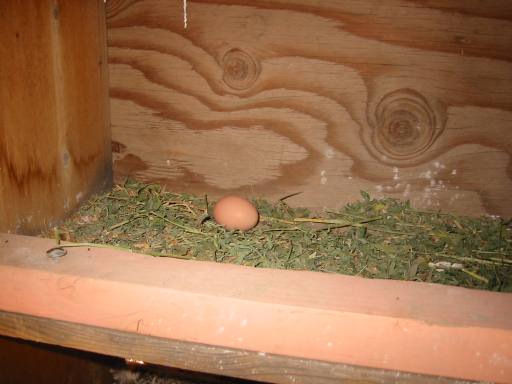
[0,0,111,234]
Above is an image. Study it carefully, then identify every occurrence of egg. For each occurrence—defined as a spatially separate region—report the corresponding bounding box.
[213,195,259,231]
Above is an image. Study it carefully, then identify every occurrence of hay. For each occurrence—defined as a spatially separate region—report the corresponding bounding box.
[47,180,512,292]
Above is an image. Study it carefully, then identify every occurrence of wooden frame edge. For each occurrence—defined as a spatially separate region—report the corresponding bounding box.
[0,310,472,384]
[1,233,511,383]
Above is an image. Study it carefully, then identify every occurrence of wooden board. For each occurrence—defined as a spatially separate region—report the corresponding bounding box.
[0,312,476,384]
[106,0,512,217]
[0,0,112,234]
[1,233,511,383]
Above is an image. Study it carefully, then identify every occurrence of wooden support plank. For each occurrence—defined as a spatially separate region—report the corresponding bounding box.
[0,311,475,384]
[0,0,111,234]
[106,0,512,217]
[0,233,511,383]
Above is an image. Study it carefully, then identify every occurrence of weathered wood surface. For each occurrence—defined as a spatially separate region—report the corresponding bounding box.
[1,233,512,382]
[0,0,112,234]
[0,312,475,384]
[106,0,512,217]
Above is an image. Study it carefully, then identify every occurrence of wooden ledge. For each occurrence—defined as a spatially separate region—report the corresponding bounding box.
[0,233,511,383]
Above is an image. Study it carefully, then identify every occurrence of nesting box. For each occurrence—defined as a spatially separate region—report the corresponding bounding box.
[1,1,512,383]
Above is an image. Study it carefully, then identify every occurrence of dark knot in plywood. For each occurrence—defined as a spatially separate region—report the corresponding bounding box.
[372,88,445,164]
[221,48,260,91]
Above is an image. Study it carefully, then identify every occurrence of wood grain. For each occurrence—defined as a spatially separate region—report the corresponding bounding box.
[0,311,471,384]
[106,0,512,217]
[1,233,511,382]
[0,0,112,234]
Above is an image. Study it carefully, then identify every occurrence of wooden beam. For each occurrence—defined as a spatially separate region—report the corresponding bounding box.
[0,0,111,234]
[0,311,474,384]
[0,233,511,383]
[106,0,512,217]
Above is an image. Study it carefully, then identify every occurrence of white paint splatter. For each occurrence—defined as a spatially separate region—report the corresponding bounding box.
[402,184,411,198]
[240,319,248,327]
[217,326,225,334]
[393,167,400,181]
[326,342,333,348]
[324,148,334,159]
[375,185,383,192]
[320,170,327,185]
[419,170,432,179]
[75,191,84,203]
[166,159,171,166]
[451,169,457,175]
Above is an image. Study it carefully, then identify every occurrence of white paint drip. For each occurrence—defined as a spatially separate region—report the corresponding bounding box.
[183,0,188,28]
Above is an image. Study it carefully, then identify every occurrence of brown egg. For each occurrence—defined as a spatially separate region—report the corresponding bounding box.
[213,195,259,231]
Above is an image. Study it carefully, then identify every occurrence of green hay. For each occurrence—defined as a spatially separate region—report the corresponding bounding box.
[46,180,512,292]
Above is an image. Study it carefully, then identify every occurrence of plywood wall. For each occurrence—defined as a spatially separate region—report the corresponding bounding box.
[106,0,512,217]
[0,0,112,233]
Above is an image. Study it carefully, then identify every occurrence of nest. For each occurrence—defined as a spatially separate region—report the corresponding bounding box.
[47,180,512,292]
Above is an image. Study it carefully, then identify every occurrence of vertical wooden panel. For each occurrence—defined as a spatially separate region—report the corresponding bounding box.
[106,0,512,217]
[0,0,111,233]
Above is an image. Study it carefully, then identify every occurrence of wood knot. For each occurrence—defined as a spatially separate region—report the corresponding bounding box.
[372,89,444,163]
[221,49,260,90]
